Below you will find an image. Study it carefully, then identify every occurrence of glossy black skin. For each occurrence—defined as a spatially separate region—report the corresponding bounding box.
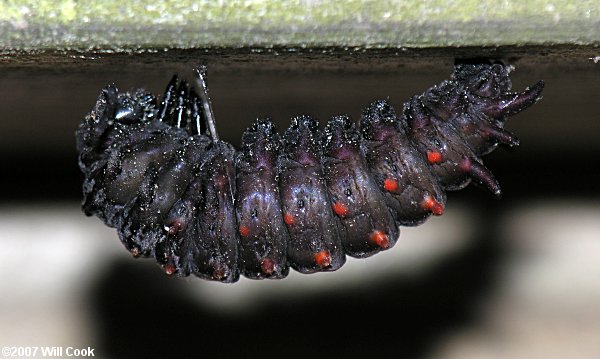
[279,116,346,273]
[235,120,290,279]
[321,116,399,258]
[76,64,544,282]
[361,100,446,226]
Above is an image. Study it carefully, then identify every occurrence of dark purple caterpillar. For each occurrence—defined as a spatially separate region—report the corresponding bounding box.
[76,63,544,283]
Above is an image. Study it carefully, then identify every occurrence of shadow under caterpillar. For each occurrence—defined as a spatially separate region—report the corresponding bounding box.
[76,63,544,283]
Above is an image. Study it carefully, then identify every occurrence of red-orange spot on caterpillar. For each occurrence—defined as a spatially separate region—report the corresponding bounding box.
[239,225,251,237]
[370,230,390,249]
[383,178,399,192]
[422,196,445,216]
[314,250,332,268]
[165,262,176,276]
[332,202,349,217]
[284,213,295,226]
[427,151,442,164]
[260,258,275,275]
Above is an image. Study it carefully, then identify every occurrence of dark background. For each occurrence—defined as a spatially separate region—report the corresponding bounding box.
[1,47,599,358]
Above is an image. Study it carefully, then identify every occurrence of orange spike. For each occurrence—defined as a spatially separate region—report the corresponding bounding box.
[383,178,399,192]
[314,250,332,268]
[332,202,349,217]
[239,225,251,237]
[422,196,444,216]
[427,151,443,164]
[284,213,295,226]
[260,258,275,275]
[370,230,390,249]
